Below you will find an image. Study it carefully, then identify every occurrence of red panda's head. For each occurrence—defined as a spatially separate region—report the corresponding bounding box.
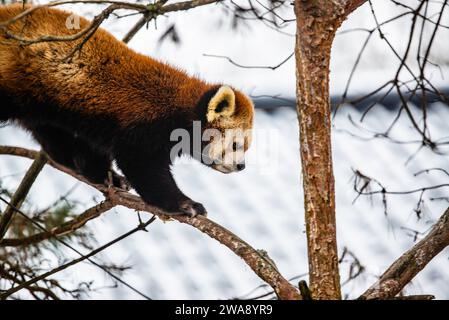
[201,85,254,174]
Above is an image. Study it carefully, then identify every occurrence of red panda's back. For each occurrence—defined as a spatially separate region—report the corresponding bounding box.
[0,4,212,124]
[0,4,145,116]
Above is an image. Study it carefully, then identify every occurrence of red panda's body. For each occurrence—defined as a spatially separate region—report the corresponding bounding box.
[0,4,254,216]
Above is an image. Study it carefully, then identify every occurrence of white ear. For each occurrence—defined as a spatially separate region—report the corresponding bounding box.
[207,86,236,122]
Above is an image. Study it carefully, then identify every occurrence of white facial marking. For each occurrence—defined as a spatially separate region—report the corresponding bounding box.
[206,129,249,173]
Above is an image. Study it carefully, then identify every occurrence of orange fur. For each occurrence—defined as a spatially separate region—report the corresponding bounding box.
[0,4,254,216]
[0,4,253,129]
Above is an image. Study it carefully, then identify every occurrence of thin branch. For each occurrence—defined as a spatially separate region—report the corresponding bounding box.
[0,267,60,300]
[0,215,157,300]
[106,191,302,300]
[0,195,152,300]
[0,145,301,300]
[0,200,114,247]
[203,52,294,70]
[0,150,47,241]
[391,295,435,300]
[3,4,125,45]
[359,206,449,300]
[121,13,149,44]
[122,0,167,44]
[0,146,98,185]
[3,0,221,59]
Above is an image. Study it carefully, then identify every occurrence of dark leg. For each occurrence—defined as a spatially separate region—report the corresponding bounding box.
[114,145,206,217]
[26,124,123,187]
[0,109,8,122]
[0,102,12,124]
[0,92,14,122]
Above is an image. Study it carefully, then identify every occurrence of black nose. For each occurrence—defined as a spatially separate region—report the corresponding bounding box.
[236,163,245,171]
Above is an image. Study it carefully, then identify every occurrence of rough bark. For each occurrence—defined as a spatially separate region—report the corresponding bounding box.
[294,0,366,299]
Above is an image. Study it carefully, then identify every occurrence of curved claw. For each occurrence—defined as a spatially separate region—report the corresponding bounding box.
[179,200,207,217]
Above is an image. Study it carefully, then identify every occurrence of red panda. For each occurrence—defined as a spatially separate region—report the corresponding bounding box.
[0,4,254,217]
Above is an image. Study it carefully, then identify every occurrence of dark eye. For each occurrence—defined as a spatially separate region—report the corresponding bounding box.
[232,142,238,151]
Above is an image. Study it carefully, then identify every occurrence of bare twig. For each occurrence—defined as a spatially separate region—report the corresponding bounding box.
[0,0,148,27]
[0,195,152,300]
[0,145,99,185]
[0,150,47,241]
[121,13,149,44]
[161,0,220,13]
[391,294,435,300]
[294,0,343,300]
[122,0,220,43]
[2,0,221,59]
[0,200,114,247]
[298,280,312,300]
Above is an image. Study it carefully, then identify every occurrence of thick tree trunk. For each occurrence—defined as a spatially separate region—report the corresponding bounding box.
[294,0,366,300]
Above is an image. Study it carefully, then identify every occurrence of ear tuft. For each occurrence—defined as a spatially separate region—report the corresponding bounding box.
[207,86,236,122]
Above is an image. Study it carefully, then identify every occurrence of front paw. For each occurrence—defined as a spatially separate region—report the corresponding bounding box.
[104,171,130,190]
[179,199,207,217]
[111,173,130,190]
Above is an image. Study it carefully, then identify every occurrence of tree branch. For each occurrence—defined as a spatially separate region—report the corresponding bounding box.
[121,14,149,44]
[0,0,298,299]
[161,0,220,13]
[0,215,156,300]
[2,0,221,48]
[106,191,301,300]
[0,146,95,185]
[344,0,368,16]
[360,206,449,300]
[0,266,60,300]
[0,145,301,300]
[122,0,220,43]
[0,150,47,241]
[0,200,114,247]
